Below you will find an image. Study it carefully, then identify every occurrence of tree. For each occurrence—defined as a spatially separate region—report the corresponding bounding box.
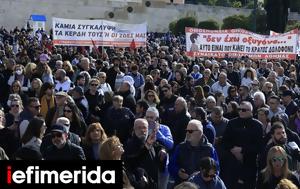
[198,20,220,29]
[174,17,198,35]
[222,15,250,29]
[215,0,231,7]
[265,0,289,33]
[169,20,177,34]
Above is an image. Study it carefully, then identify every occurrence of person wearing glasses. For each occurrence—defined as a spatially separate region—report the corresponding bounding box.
[222,101,263,189]
[256,146,300,189]
[188,157,226,189]
[19,97,41,139]
[43,124,85,160]
[5,98,23,127]
[169,119,219,185]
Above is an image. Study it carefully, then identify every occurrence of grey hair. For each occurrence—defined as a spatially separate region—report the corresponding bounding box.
[188,119,203,132]
[240,101,253,112]
[146,107,160,118]
[206,95,216,103]
[254,91,266,104]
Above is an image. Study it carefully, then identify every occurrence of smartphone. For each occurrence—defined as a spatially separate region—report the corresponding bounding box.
[148,120,156,135]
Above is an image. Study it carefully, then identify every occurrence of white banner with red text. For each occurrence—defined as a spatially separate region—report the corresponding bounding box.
[52,17,147,47]
[186,27,299,60]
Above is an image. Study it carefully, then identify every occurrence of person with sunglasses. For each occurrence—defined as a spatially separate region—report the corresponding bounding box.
[256,146,300,189]
[188,157,226,189]
[169,119,219,185]
[43,124,85,160]
[222,101,263,189]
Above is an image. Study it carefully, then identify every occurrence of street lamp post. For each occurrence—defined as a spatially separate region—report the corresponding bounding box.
[253,0,258,32]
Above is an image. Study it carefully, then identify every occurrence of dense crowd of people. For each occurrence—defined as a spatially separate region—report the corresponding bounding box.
[1,26,300,189]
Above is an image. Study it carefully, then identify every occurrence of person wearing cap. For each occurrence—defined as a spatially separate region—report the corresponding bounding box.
[116,81,136,114]
[45,91,67,127]
[40,117,81,156]
[282,90,298,117]
[43,124,86,160]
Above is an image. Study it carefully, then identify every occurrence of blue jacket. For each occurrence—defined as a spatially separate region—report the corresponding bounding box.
[203,121,216,145]
[189,172,227,189]
[169,136,219,184]
[156,124,174,151]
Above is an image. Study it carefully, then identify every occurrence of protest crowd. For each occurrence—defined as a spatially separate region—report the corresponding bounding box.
[1,25,300,189]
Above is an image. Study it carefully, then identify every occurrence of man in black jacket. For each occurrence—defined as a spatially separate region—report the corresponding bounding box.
[124,118,166,189]
[222,101,263,189]
[43,124,85,160]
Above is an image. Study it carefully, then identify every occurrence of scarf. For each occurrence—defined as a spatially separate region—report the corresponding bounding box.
[40,95,55,119]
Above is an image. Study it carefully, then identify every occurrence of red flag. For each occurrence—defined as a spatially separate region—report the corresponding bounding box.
[91,38,100,57]
[130,39,136,50]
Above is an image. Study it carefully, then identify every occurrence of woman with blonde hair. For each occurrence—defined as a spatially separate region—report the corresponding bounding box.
[256,146,300,189]
[63,61,75,81]
[100,136,133,189]
[276,179,298,189]
[144,90,160,108]
[28,78,42,98]
[81,122,107,160]
[24,62,37,80]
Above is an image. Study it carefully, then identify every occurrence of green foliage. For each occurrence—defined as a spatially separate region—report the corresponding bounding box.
[248,9,267,34]
[169,20,177,34]
[198,20,220,29]
[174,17,198,35]
[286,21,300,32]
[215,0,231,7]
[232,1,242,8]
[245,1,254,9]
[196,0,217,5]
[222,14,250,30]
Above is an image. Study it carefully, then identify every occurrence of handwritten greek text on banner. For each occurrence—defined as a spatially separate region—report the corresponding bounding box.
[186,27,298,60]
[52,17,147,47]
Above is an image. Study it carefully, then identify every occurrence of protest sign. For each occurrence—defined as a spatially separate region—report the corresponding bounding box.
[52,17,147,47]
[186,27,298,59]
[270,30,300,56]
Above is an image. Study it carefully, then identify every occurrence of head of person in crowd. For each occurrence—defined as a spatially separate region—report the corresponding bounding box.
[55,69,67,82]
[227,100,239,114]
[238,101,253,119]
[84,122,107,146]
[133,118,149,143]
[161,84,173,99]
[261,146,290,183]
[14,146,43,160]
[75,74,85,87]
[175,97,188,115]
[263,81,274,94]
[259,76,267,89]
[14,64,25,76]
[267,71,277,83]
[80,57,91,71]
[112,95,123,110]
[257,107,270,125]
[270,122,287,145]
[259,59,268,69]
[51,124,68,149]
[159,79,168,88]
[218,72,227,86]
[99,136,124,160]
[9,98,23,115]
[54,91,68,107]
[56,116,70,131]
[5,58,16,71]
[212,63,220,74]
[239,85,250,97]
[72,86,84,100]
[211,106,224,124]
[276,179,298,189]
[174,182,198,189]
[26,97,41,116]
[150,69,160,81]
[268,95,281,112]
[30,78,42,93]
[203,68,211,79]
[243,69,255,80]
[11,80,22,94]
[63,61,74,73]
[21,117,46,145]
[160,59,169,71]
[206,96,216,111]
[136,100,149,118]
[215,91,225,106]
[24,62,37,79]
[144,90,160,106]
[186,119,203,146]
[191,107,207,123]
[63,102,81,123]
[251,79,260,91]
[198,157,218,182]
[97,72,107,84]
[227,85,238,99]
[281,90,294,106]
[170,81,180,95]
[55,60,63,70]
[119,81,131,94]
